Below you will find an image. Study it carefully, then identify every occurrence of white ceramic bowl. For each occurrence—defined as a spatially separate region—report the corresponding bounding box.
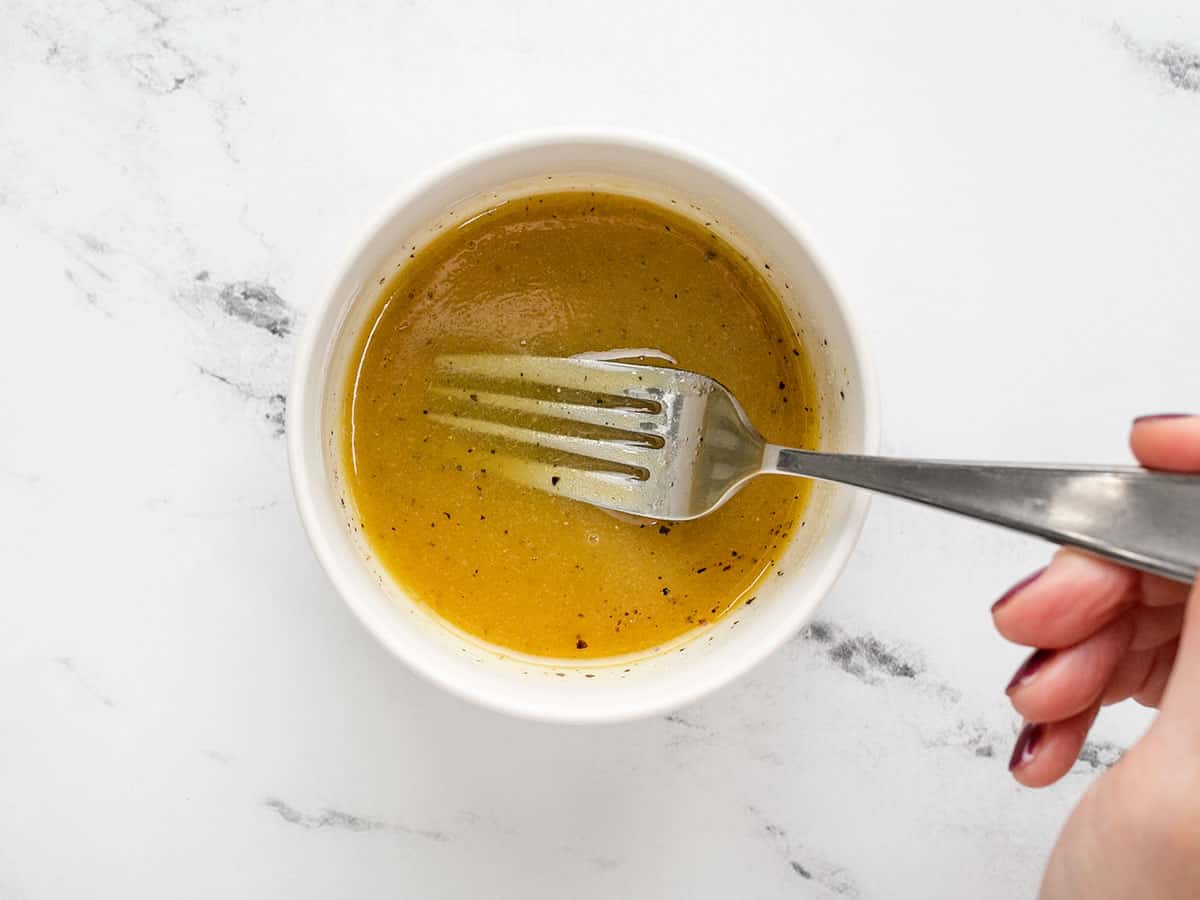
[288,130,879,723]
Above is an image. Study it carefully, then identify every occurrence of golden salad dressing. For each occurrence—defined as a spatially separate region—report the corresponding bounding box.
[341,191,818,659]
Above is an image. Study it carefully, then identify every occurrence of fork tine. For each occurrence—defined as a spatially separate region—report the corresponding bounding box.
[428,413,661,471]
[429,385,661,434]
[435,354,673,402]
[486,455,651,509]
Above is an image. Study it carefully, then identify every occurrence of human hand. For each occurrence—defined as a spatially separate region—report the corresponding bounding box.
[990,414,1200,899]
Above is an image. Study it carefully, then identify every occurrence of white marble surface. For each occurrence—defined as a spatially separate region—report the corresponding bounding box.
[2,1,1199,896]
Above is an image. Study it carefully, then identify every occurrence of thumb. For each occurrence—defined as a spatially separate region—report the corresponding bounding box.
[1155,575,1200,743]
[1130,414,1200,743]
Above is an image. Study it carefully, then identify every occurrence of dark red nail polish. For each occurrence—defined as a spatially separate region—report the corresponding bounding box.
[1006,648,1053,693]
[1134,414,1192,424]
[992,568,1045,613]
[1009,722,1045,771]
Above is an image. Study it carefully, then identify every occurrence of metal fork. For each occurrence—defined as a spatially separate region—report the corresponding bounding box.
[430,355,1200,583]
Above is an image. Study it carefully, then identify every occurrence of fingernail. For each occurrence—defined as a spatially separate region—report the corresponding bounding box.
[1134,413,1192,424]
[1005,648,1053,693]
[992,568,1045,613]
[1008,722,1045,771]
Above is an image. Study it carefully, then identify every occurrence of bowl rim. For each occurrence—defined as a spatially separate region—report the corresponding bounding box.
[287,127,881,723]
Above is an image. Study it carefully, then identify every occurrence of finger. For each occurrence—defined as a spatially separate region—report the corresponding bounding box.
[1135,640,1179,709]
[1130,603,1185,651]
[1102,648,1157,705]
[992,549,1137,648]
[1008,705,1101,788]
[1129,414,1200,471]
[1006,613,1133,723]
[1140,572,1191,608]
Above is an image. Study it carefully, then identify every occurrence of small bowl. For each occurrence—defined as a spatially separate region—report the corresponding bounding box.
[288,130,879,723]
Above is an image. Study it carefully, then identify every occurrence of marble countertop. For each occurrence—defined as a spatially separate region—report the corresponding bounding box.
[3,2,1199,896]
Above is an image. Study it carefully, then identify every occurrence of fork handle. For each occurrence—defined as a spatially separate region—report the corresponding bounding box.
[765,447,1200,583]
